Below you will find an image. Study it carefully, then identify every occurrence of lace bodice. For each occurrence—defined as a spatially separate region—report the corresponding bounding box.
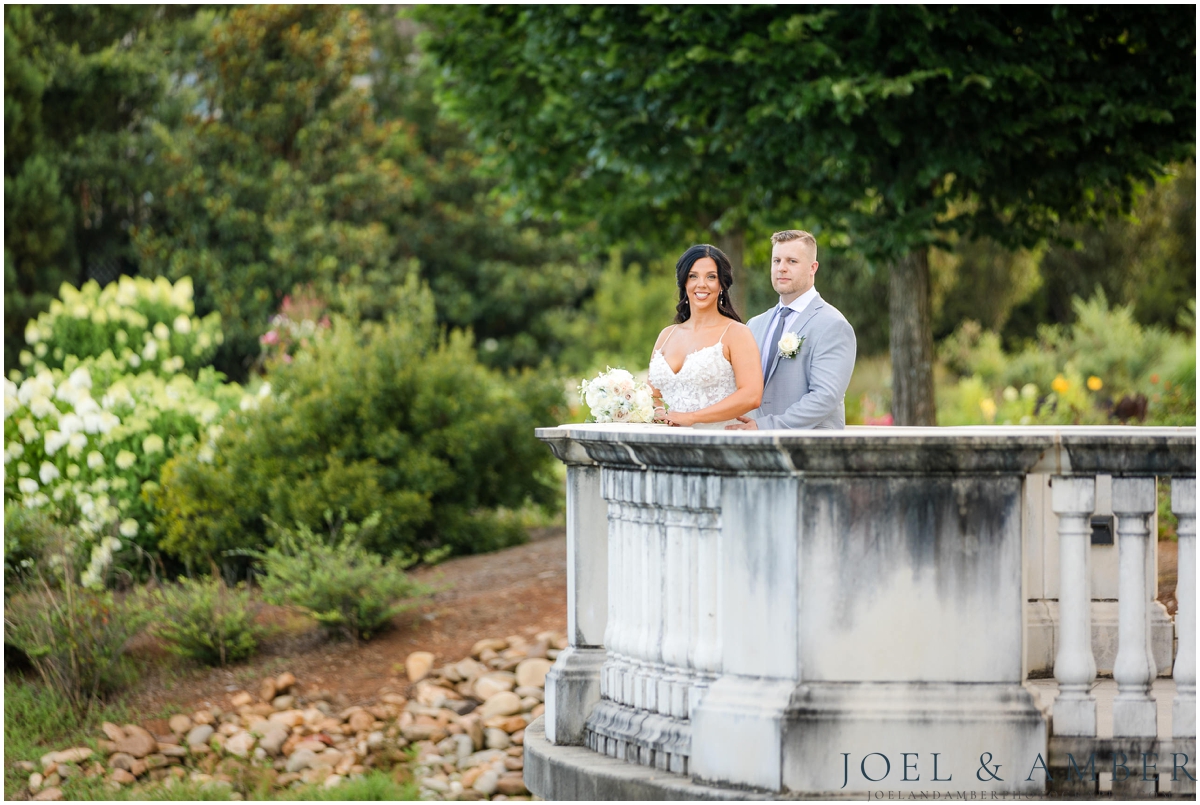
[648,337,738,414]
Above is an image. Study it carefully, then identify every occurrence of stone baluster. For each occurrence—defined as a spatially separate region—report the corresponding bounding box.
[545,460,609,745]
[659,510,692,717]
[1173,477,1196,738]
[1111,477,1158,737]
[689,518,721,716]
[1051,475,1098,735]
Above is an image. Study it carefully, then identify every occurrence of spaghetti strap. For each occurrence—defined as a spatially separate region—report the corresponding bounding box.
[659,325,679,349]
[717,322,734,343]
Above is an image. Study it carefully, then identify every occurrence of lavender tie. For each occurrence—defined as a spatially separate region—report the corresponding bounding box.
[763,307,792,381]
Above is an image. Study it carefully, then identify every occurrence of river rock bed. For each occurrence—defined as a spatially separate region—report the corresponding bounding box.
[13,631,565,801]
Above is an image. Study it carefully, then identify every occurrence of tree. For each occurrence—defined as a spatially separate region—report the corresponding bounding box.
[3,5,196,372]
[417,6,1195,423]
[133,6,593,379]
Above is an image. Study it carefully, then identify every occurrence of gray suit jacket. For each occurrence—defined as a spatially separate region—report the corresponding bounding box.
[747,292,856,429]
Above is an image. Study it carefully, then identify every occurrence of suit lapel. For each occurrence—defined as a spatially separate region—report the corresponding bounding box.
[765,294,824,385]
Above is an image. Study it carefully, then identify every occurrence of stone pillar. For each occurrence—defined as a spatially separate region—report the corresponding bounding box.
[691,475,799,791]
[1051,475,1098,736]
[545,461,608,745]
[1111,477,1158,737]
[1173,477,1196,739]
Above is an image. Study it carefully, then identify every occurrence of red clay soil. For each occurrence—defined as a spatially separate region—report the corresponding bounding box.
[124,529,567,732]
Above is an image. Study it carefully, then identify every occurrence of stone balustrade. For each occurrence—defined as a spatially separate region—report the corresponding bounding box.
[529,425,1195,798]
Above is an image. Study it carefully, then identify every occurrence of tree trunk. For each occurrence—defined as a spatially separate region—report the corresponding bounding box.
[888,247,937,426]
[715,228,746,318]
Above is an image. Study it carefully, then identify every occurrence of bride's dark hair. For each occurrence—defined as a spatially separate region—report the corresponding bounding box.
[674,244,741,324]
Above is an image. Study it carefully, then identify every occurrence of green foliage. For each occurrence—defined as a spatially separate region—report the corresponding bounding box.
[1006,161,1198,343]
[4,361,243,574]
[3,5,201,372]
[3,679,133,799]
[19,276,223,378]
[151,577,262,666]
[131,6,592,380]
[259,515,425,642]
[155,287,563,565]
[4,506,64,591]
[936,293,1195,426]
[553,250,678,373]
[4,577,152,713]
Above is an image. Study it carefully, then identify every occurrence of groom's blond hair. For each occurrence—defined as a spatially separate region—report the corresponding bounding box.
[771,229,817,260]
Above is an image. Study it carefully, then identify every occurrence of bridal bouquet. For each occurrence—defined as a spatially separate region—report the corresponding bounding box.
[579,367,655,423]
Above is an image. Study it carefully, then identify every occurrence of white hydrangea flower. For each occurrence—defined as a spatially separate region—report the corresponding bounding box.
[87,451,105,470]
[239,395,259,411]
[39,461,60,484]
[97,412,120,433]
[142,434,164,454]
[115,450,136,470]
[119,519,139,538]
[197,445,215,464]
[18,477,38,495]
[30,395,58,419]
[24,321,41,344]
[66,463,81,479]
[127,352,142,368]
[17,461,30,476]
[67,432,88,457]
[258,382,272,398]
[57,411,83,436]
[43,430,69,456]
[141,340,158,361]
[4,380,20,418]
[68,367,93,390]
[173,315,192,334]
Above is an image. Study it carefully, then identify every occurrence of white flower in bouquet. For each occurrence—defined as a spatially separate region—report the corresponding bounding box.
[579,367,655,424]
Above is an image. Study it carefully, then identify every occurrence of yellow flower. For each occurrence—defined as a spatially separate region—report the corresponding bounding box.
[979,398,997,421]
[1087,376,1103,391]
[1051,375,1070,394]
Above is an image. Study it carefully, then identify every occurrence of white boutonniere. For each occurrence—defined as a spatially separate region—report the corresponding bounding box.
[778,332,805,359]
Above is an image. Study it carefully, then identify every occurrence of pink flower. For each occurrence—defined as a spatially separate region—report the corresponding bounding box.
[260,330,279,345]
[865,413,894,426]
[283,354,293,363]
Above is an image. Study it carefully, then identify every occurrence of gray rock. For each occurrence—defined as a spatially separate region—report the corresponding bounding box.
[472,769,499,796]
[484,728,511,750]
[285,749,317,773]
[185,724,215,747]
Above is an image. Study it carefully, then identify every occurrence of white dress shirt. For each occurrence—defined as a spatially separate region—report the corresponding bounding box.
[760,287,819,375]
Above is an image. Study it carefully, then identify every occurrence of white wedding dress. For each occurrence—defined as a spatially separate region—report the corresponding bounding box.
[648,324,739,429]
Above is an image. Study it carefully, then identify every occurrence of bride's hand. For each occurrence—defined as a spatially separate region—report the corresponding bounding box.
[664,411,695,427]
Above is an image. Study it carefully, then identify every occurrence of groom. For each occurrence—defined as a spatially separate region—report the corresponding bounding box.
[727,230,856,430]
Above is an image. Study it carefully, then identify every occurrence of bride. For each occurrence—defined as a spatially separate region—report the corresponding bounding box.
[648,244,763,428]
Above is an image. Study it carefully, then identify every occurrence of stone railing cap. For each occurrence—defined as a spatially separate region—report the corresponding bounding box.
[534,424,1196,477]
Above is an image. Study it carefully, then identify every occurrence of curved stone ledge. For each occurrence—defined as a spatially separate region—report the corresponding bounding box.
[523,716,781,801]
[535,424,1195,477]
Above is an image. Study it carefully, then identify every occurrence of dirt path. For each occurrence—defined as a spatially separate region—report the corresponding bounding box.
[125,530,567,728]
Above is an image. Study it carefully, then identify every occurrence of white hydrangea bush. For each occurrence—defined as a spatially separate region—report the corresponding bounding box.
[5,277,250,588]
[16,276,223,380]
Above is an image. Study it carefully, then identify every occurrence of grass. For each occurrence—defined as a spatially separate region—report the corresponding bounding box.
[4,677,418,801]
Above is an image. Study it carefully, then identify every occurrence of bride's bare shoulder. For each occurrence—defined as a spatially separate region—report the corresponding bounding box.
[652,323,678,351]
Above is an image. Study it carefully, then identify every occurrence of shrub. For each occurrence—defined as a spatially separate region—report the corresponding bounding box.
[259,514,426,641]
[4,507,64,591]
[935,291,1195,426]
[17,276,222,379]
[155,285,564,564]
[151,577,263,666]
[4,278,246,583]
[4,577,152,713]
